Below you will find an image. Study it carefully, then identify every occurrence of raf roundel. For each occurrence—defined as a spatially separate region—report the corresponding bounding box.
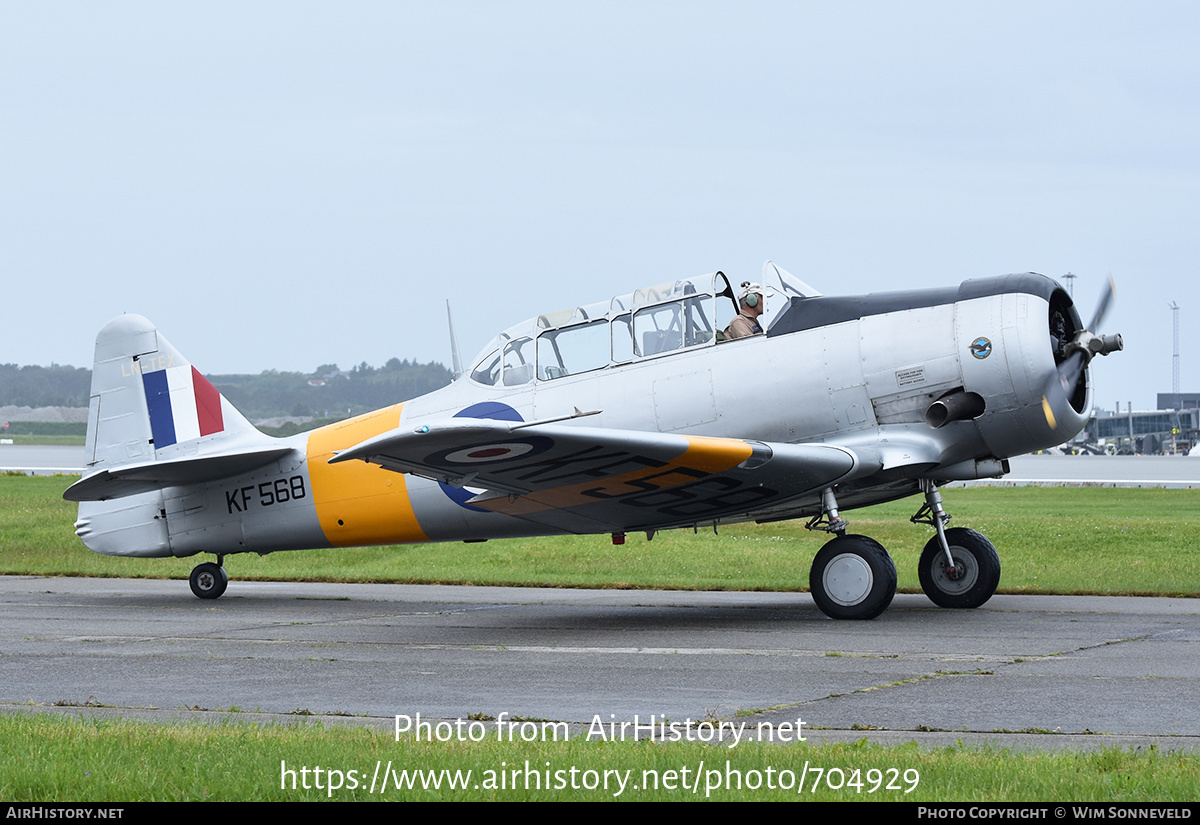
[425,435,556,469]
[444,442,539,464]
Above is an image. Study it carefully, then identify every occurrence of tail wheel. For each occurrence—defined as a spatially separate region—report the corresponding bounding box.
[919,528,1000,609]
[809,535,897,620]
[190,562,228,600]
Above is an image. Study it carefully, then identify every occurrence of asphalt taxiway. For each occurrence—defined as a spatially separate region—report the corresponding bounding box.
[2,576,1197,751]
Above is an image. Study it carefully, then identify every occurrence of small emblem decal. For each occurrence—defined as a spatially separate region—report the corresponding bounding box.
[970,337,992,359]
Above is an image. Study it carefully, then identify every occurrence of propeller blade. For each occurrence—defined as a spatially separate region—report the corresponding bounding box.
[1042,350,1084,430]
[1087,275,1116,332]
[1042,395,1058,430]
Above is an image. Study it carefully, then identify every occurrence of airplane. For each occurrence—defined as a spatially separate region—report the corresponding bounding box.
[64,262,1122,619]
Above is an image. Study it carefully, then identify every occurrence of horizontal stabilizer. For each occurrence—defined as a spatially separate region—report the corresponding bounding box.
[64,445,296,502]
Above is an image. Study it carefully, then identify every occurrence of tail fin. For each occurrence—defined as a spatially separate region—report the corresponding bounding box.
[82,314,257,468]
[66,315,291,503]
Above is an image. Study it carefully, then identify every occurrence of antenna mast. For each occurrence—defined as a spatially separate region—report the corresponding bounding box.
[446,300,464,380]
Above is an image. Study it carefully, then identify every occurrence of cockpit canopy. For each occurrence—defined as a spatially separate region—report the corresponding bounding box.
[467,262,819,387]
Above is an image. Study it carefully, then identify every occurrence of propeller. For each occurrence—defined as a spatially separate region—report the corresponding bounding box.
[1042,276,1123,430]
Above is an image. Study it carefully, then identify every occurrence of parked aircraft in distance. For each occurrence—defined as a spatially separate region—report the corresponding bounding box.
[65,262,1121,619]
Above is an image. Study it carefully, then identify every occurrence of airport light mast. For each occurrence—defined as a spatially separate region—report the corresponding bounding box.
[1170,301,1181,454]
[1062,271,1077,298]
[1171,301,1180,404]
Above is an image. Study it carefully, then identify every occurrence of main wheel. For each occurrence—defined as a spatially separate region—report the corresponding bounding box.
[918,528,1000,609]
[809,535,897,620]
[189,562,228,600]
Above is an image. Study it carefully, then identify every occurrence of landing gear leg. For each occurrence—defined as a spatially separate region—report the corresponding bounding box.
[912,480,955,572]
[805,487,849,537]
[912,482,1001,609]
[189,555,228,600]
[806,487,896,620]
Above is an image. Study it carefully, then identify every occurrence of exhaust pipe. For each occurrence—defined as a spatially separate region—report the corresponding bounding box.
[926,390,985,429]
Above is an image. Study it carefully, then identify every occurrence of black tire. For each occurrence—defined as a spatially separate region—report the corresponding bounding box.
[809,535,897,620]
[189,562,228,600]
[918,528,1000,609]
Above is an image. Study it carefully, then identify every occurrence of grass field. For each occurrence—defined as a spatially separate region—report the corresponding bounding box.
[4,713,1198,802]
[2,474,1198,597]
[0,434,85,445]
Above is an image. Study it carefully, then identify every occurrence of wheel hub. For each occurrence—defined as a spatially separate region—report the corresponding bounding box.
[934,552,978,594]
[823,553,874,606]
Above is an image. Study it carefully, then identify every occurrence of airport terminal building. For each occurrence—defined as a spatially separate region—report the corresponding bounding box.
[1082,394,1200,454]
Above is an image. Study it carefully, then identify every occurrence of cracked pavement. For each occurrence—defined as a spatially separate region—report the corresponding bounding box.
[2,576,1197,751]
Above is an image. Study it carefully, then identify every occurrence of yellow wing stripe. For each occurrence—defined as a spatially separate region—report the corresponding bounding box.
[306,404,429,547]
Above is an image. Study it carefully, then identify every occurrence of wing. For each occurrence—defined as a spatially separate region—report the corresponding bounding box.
[330,418,866,533]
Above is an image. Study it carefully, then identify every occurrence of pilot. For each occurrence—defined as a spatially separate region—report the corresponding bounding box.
[724,281,765,339]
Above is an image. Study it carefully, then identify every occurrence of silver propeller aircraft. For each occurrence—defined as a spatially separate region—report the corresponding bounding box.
[65,262,1121,619]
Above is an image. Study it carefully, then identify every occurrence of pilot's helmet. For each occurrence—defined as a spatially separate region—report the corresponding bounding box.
[738,281,766,308]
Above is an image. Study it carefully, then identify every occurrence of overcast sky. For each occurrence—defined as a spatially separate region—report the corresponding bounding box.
[2,1,1196,410]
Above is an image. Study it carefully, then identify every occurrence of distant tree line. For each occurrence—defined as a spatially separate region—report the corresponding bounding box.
[0,359,452,420]
[0,364,92,407]
[211,359,453,420]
